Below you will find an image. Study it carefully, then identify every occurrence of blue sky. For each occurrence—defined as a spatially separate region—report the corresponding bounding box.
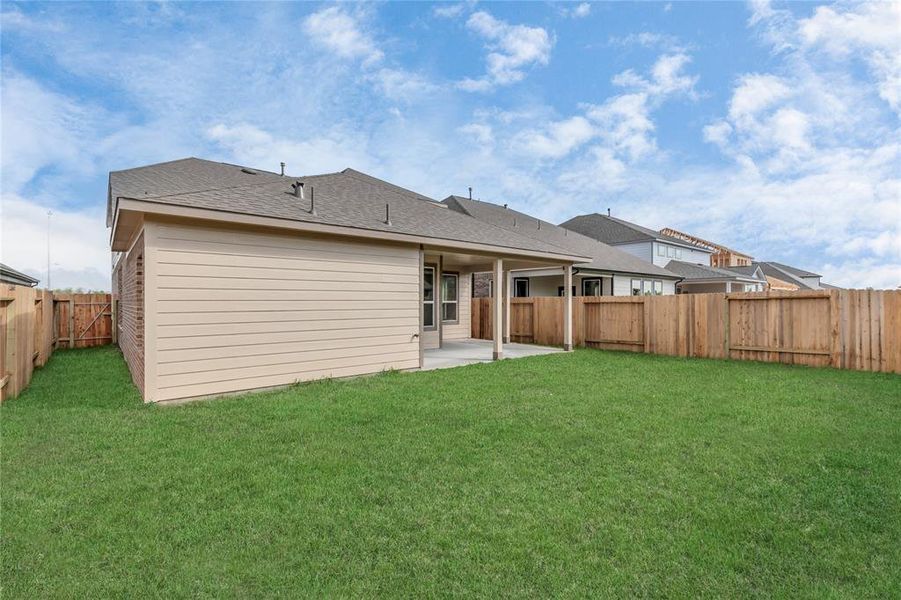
[1,1,899,290]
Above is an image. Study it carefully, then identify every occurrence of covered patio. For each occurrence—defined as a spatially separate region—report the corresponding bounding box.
[421,339,562,371]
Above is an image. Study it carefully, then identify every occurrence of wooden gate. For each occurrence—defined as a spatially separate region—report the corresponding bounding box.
[53,293,114,349]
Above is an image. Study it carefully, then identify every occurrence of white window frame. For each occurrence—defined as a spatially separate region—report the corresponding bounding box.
[667,246,675,258]
[423,266,436,330]
[653,280,663,295]
[657,244,665,257]
[441,272,459,324]
[631,279,642,296]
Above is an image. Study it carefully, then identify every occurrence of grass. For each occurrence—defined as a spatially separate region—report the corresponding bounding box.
[2,346,900,598]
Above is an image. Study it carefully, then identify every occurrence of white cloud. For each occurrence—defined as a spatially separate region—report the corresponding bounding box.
[513,116,595,159]
[562,3,591,19]
[302,6,384,65]
[0,194,110,291]
[433,3,466,19]
[458,123,494,148]
[609,31,687,52]
[728,74,792,121]
[458,11,553,91]
[585,93,656,161]
[612,53,698,97]
[206,123,376,176]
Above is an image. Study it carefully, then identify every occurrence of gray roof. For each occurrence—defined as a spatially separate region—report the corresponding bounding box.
[764,261,820,279]
[110,158,587,259]
[664,260,764,282]
[0,263,39,287]
[559,213,712,252]
[754,261,819,289]
[444,196,680,279]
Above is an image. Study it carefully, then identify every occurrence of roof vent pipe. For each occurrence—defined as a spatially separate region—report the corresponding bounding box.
[280,162,286,176]
[292,181,304,199]
[384,203,391,226]
[468,186,472,200]
[310,187,317,216]
[607,207,611,216]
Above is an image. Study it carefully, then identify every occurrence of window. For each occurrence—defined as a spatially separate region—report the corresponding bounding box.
[631,279,642,296]
[557,286,576,297]
[513,277,530,298]
[657,244,665,257]
[582,278,602,296]
[441,273,458,323]
[653,280,663,295]
[423,266,435,329]
[666,246,675,258]
[676,248,682,259]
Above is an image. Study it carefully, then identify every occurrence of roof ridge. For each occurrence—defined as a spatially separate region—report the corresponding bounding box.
[341,168,438,202]
[118,177,291,202]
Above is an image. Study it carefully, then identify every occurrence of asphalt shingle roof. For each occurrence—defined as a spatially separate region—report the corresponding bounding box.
[664,260,764,282]
[110,158,588,260]
[559,213,711,251]
[764,261,821,279]
[0,263,39,287]
[445,196,680,279]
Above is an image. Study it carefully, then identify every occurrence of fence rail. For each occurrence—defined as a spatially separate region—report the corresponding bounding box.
[0,287,114,401]
[472,290,901,374]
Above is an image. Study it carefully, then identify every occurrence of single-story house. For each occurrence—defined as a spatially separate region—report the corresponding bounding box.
[665,261,768,294]
[754,261,825,290]
[443,197,681,297]
[0,263,39,288]
[108,158,589,403]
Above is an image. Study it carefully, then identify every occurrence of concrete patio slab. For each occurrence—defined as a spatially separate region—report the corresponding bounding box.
[422,339,562,371]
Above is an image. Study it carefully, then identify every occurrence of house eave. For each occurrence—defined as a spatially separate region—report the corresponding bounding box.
[111,199,592,264]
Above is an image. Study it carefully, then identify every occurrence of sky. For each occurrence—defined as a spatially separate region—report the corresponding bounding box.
[1,0,899,290]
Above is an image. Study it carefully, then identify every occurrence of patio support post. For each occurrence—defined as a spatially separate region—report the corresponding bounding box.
[503,271,511,343]
[493,258,503,360]
[563,264,573,351]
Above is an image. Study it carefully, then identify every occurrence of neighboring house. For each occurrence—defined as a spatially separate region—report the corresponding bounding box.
[108,158,588,403]
[0,263,39,287]
[666,261,768,294]
[560,213,714,268]
[444,197,682,297]
[659,227,754,268]
[754,261,824,290]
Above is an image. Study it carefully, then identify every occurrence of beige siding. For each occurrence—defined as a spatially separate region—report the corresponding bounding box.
[112,230,145,397]
[146,221,421,402]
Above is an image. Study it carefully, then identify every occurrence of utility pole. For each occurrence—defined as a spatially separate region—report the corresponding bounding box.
[47,210,52,290]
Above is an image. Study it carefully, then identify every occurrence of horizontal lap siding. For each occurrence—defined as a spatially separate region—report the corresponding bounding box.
[149,223,420,402]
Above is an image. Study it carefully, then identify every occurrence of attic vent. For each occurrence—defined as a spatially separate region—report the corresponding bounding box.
[241,168,257,175]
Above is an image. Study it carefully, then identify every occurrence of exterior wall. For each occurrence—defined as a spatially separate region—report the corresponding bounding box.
[508,272,674,297]
[613,241,653,263]
[472,272,491,298]
[612,274,677,296]
[652,241,712,267]
[145,220,421,402]
[112,230,145,397]
[678,282,730,294]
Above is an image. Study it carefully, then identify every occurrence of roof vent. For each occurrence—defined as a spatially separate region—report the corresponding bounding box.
[292,181,304,199]
[280,162,286,176]
[241,168,257,175]
[607,208,611,216]
[310,187,317,216]
[384,203,392,226]
[503,203,508,209]
[468,186,472,200]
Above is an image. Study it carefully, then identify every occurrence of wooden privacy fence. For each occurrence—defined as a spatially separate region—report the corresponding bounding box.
[472,290,901,374]
[0,287,114,401]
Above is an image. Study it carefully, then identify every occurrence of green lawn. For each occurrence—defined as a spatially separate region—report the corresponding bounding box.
[2,347,899,598]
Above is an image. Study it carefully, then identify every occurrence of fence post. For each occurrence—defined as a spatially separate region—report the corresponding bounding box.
[642,297,650,353]
[829,290,841,369]
[723,294,731,359]
[111,298,118,345]
[68,298,75,349]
